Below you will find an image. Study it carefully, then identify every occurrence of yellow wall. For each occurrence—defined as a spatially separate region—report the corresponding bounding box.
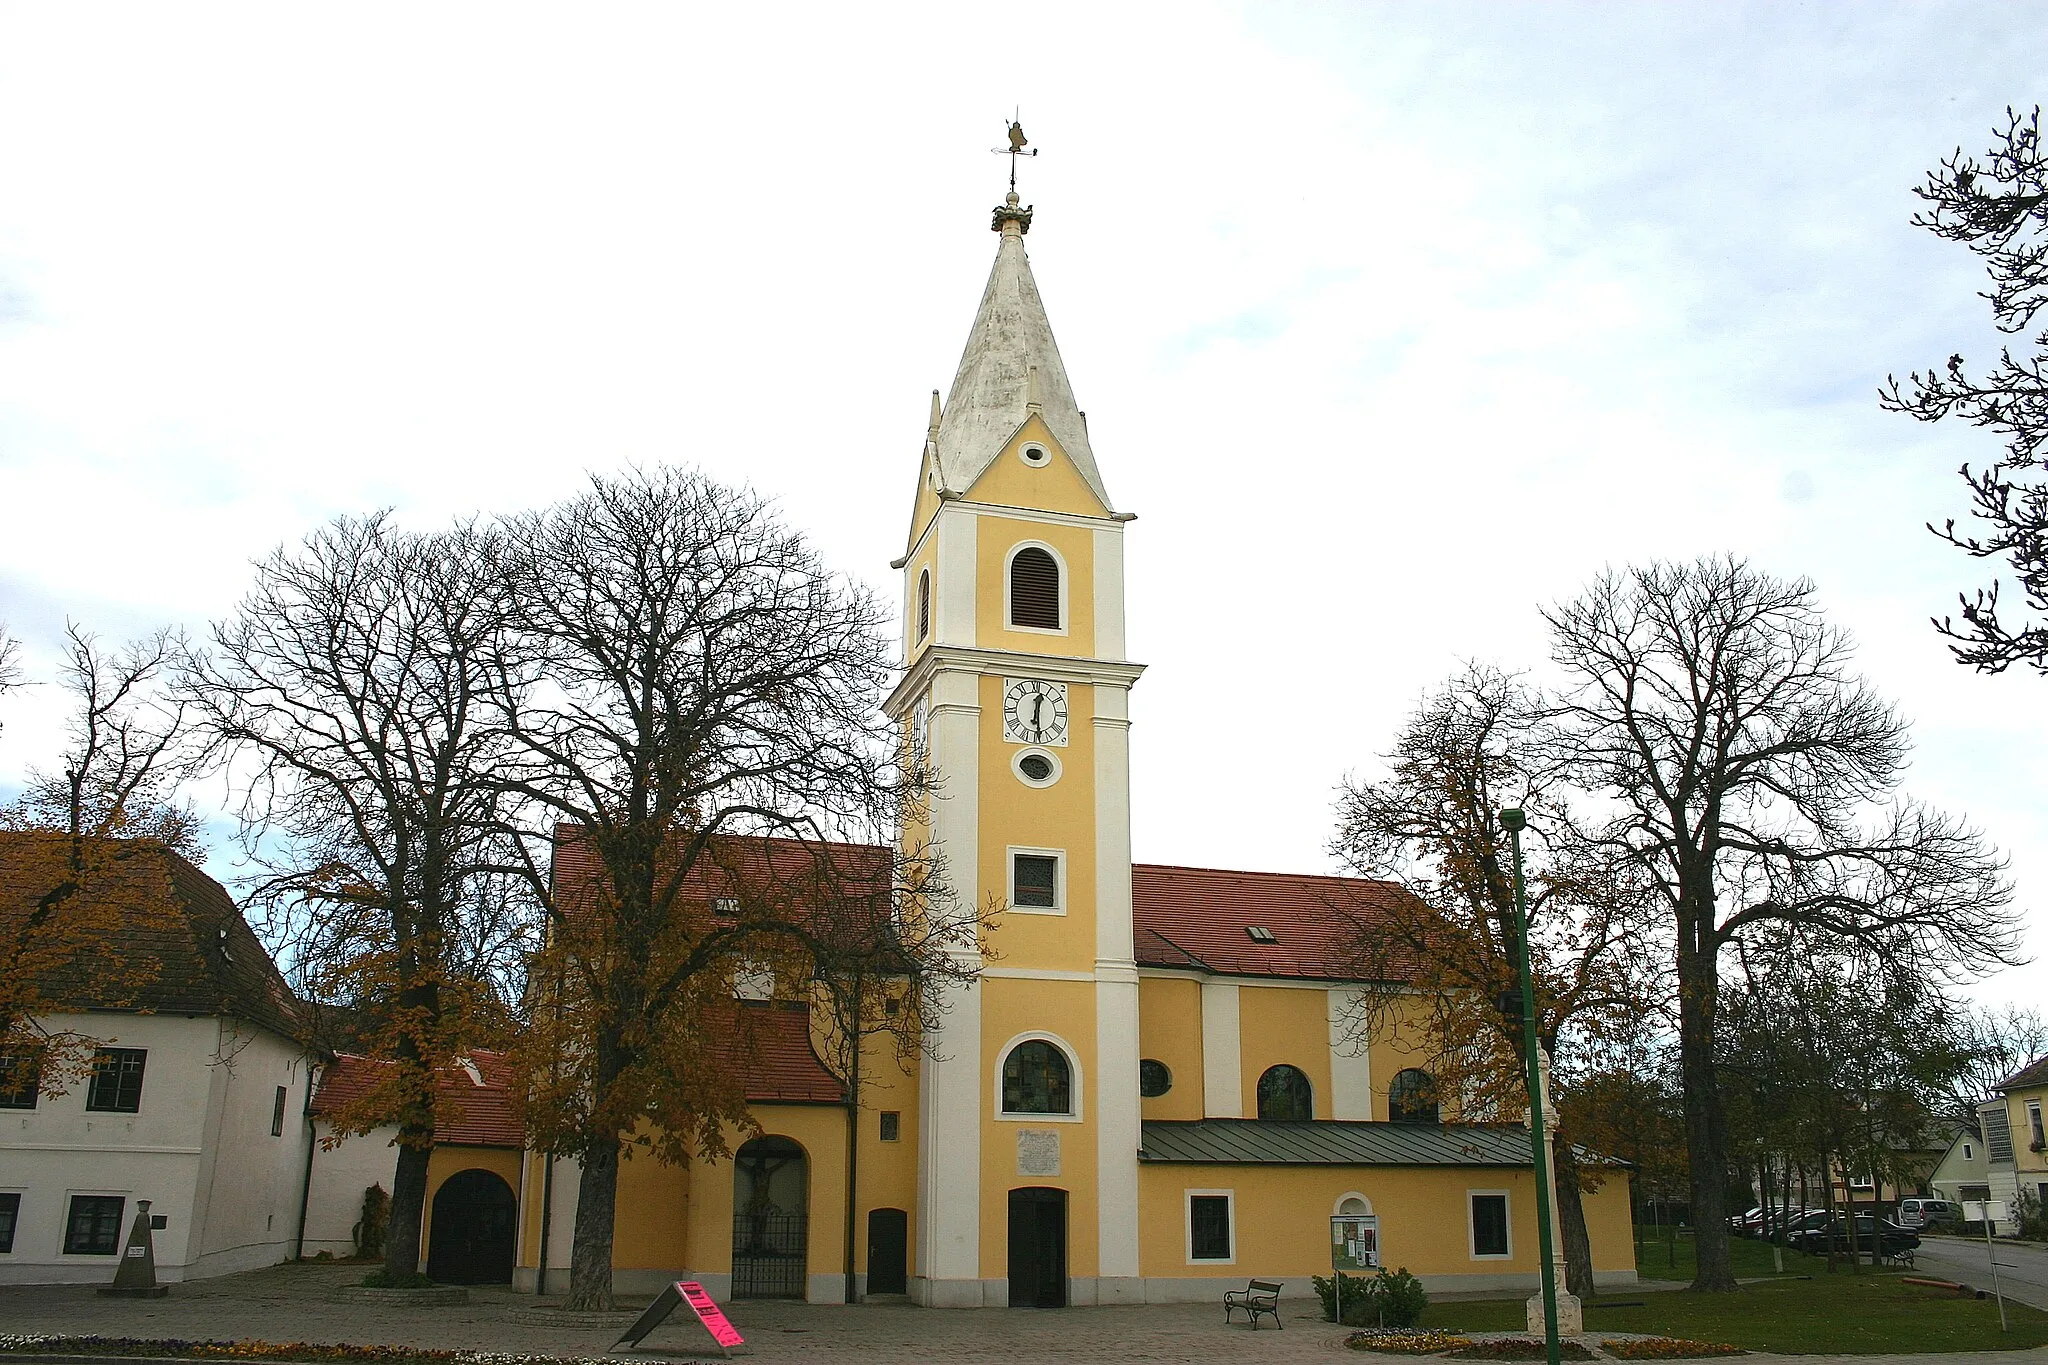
[1239,985,1333,1120]
[964,417,1109,520]
[972,513,1096,659]
[977,674,1097,972]
[1137,1163,1637,1279]
[1138,977,1205,1121]
[420,1145,524,1267]
[980,975,1100,1278]
[1367,999,1442,1123]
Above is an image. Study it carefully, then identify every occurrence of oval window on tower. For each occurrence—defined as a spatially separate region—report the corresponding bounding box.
[1139,1059,1173,1098]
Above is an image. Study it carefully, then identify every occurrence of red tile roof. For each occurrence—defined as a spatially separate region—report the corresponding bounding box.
[0,832,306,1041]
[723,1001,846,1104]
[1132,863,1413,982]
[312,1050,524,1148]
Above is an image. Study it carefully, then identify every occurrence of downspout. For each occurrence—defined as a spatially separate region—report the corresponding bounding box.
[293,1059,322,1259]
[536,1152,555,1296]
[842,973,862,1306]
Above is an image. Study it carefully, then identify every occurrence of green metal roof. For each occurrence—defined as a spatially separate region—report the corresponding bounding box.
[1138,1118,1543,1167]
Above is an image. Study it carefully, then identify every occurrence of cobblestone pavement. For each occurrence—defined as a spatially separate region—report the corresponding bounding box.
[3,1263,2047,1365]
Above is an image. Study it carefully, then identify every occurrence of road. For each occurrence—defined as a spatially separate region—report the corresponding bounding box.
[1917,1235,2048,1313]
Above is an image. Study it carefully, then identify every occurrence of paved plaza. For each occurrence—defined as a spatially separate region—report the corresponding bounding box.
[3,1262,2047,1365]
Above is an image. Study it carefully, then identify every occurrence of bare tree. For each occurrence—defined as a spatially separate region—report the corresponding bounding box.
[1939,1001,2048,1116]
[1882,106,2048,673]
[0,624,22,727]
[1332,663,1656,1299]
[2,624,196,1098]
[488,466,974,1310]
[1545,556,2018,1291]
[185,514,527,1285]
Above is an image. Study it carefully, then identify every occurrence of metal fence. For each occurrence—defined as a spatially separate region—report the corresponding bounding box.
[732,1210,807,1299]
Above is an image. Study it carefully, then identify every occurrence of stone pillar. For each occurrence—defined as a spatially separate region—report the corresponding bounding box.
[1526,1047,1583,1336]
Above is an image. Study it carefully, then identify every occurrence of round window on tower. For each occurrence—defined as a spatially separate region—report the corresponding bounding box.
[1020,444,1050,467]
[1139,1059,1172,1098]
[1012,748,1061,788]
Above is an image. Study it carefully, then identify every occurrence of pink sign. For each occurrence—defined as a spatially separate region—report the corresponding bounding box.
[678,1280,747,1350]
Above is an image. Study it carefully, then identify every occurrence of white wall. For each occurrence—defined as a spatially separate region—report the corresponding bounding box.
[0,1012,315,1284]
[301,1120,402,1258]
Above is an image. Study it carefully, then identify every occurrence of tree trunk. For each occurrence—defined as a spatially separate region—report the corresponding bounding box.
[1676,926,1737,1292]
[567,1141,621,1310]
[1555,1134,1597,1300]
[385,1139,432,1281]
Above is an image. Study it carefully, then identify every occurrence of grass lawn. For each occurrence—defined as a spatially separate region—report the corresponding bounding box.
[1633,1230,1836,1281]
[1420,1274,2048,1354]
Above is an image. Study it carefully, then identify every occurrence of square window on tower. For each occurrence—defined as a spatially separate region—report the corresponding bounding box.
[1012,853,1059,910]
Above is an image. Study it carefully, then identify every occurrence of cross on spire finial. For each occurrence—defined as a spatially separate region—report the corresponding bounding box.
[989,115,1037,235]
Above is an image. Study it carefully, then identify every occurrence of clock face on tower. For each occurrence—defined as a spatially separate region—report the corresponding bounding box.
[1003,678,1069,747]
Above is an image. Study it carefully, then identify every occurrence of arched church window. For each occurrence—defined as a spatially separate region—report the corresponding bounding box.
[1389,1068,1439,1123]
[1256,1064,1313,1122]
[916,568,931,641]
[1001,1039,1072,1115]
[1008,547,1061,630]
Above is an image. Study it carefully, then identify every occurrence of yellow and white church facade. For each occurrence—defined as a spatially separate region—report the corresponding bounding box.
[510,191,1639,1308]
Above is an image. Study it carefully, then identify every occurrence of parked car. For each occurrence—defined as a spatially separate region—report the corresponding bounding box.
[1897,1198,1960,1230]
[1790,1213,1921,1258]
[1728,1206,1766,1234]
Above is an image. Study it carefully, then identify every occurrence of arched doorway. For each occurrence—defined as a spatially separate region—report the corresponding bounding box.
[424,1168,517,1284]
[866,1207,908,1295]
[732,1136,808,1299]
[1007,1187,1067,1307]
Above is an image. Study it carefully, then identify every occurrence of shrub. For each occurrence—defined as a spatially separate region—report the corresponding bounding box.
[1315,1267,1430,1327]
[1602,1338,1748,1359]
[1444,1339,1597,1360]
[359,1269,435,1289]
[2014,1189,2048,1241]
[352,1184,389,1260]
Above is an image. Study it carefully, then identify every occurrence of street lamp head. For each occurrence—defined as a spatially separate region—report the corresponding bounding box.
[1499,807,1527,833]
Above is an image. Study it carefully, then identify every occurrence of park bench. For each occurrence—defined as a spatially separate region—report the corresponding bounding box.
[1223,1278,1284,1329]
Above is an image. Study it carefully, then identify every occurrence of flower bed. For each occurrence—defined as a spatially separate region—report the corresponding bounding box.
[0,1338,711,1365]
[1345,1329,1475,1354]
[1600,1339,1746,1359]
[1444,1338,1597,1360]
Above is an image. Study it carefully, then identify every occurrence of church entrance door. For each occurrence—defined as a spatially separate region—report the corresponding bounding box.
[424,1169,517,1284]
[1006,1187,1067,1307]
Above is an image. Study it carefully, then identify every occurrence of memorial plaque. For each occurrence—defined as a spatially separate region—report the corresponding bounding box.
[1017,1128,1062,1177]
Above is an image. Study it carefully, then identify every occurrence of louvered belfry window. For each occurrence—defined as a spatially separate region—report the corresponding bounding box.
[1009,547,1060,629]
[917,569,931,641]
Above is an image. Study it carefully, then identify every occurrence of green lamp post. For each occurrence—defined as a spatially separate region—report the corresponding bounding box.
[1500,807,1562,1365]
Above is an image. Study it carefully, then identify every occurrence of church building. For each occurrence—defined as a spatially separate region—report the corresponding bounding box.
[511,188,1640,1308]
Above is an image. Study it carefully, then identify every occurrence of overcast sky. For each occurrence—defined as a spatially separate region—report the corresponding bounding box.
[2,3,2043,1009]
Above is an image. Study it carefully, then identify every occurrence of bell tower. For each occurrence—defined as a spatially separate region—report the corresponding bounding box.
[884,180,1144,1307]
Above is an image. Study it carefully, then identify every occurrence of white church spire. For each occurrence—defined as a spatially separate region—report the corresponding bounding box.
[929,191,1115,511]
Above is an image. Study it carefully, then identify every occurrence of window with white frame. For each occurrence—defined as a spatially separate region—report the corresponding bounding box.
[1186,1190,1234,1263]
[1469,1191,1510,1259]
[2030,1101,2045,1150]
[65,1195,124,1255]
[1009,849,1063,914]
[916,568,931,642]
[1000,1039,1073,1116]
[85,1049,145,1113]
[1006,544,1063,631]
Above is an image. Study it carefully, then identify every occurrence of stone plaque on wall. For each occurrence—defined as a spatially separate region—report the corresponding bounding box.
[1016,1128,1062,1177]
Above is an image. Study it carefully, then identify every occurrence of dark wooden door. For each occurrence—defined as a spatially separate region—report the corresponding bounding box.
[424,1169,517,1284]
[866,1208,908,1294]
[1006,1187,1067,1307]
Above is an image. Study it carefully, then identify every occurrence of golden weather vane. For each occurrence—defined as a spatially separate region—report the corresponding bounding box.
[991,114,1037,194]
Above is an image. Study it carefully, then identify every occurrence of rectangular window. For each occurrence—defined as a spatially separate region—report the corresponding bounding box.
[0,1051,38,1109]
[65,1195,124,1255]
[1188,1192,1233,1263]
[2030,1102,2045,1150]
[1470,1191,1510,1259]
[85,1049,146,1113]
[271,1085,288,1137]
[879,1111,901,1142]
[1012,853,1058,910]
[0,1193,19,1253]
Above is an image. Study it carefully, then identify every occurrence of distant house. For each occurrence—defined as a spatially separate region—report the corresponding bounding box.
[302,1051,524,1283]
[1925,1120,1989,1206]
[0,833,318,1284]
[1983,1056,2048,1227]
